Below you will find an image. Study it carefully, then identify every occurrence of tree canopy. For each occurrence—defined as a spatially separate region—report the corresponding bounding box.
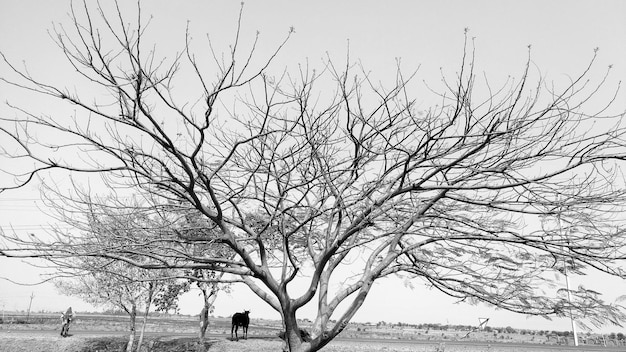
[1,2,626,351]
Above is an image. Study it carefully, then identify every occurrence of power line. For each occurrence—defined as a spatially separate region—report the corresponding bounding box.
[1,225,74,230]
[0,196,137,202]
[0,198,44,201]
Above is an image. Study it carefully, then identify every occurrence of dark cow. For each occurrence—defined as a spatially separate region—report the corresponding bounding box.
[231,310,250,341]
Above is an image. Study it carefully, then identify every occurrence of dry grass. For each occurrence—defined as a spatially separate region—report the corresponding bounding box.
[0,335,586,352]
[0,335,90,352]
[2,314,619,351]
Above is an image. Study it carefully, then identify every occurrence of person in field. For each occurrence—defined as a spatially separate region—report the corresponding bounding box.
[60,306,73,337]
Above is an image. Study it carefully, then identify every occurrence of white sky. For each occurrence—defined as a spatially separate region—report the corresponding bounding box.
[1,0,626,334]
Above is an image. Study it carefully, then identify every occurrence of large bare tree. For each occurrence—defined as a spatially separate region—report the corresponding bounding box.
[1,2,626,351]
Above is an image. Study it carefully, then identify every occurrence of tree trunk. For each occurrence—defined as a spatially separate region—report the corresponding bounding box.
[282,308,310,352]
[198,280,219,348]
[136,309,149,352]
[136,283,154,352]
[195,305,209,352]
[126,303,137,352]
[199,306,209,342]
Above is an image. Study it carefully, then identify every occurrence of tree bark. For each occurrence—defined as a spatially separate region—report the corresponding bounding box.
[126,303,137,352]
[199,305,209,343]
[198,284,216,343]
[282,305,309,352]
[136,283,154,352]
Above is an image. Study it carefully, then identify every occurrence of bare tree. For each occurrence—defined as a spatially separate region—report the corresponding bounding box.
[1,2,626,352]
[191,269,226,344]
[55,264,177,352]
[176,209,231,347]
[51,202,188,352]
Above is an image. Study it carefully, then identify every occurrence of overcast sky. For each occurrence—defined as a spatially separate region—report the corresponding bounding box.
[1,0,625,334]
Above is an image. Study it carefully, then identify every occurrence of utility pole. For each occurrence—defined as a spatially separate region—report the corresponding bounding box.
[26,292,34,323]
[557,213,578,347]
[563,257,579,346]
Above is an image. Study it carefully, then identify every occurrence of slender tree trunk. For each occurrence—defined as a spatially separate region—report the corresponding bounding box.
[199,287,209,343]
[197,271,223,350]
[197,285,220,352]
[136,283,154,352]
[136,308,150,352]
[126,303,137,352]
[197,305,209,352]
[199,305,209,342]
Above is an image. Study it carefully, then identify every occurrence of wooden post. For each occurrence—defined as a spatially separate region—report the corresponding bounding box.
[26,293,34,323]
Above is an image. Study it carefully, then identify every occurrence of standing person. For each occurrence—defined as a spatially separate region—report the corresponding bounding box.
[60,307,73,337]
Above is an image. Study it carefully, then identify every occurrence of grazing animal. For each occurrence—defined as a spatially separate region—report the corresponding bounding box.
[231,310,250,340]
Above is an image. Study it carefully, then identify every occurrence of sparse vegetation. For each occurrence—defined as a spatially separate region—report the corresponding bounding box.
[8,333,625,352]
[3,311,626,349]
[2,1,626,351]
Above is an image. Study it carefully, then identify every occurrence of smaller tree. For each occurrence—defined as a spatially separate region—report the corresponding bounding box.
[47,197,192,352]
[175,212,232,346]
[189,269,227,344]
[55,264,146,352]
[138,279,189,352]
[56,257,188,352]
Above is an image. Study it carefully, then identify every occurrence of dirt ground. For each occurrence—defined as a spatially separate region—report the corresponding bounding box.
[2,336,274,352]
[0,334,598,352]
[1,314,620,352]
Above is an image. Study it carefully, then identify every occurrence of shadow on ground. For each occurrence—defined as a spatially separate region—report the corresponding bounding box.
[82,336,215,352]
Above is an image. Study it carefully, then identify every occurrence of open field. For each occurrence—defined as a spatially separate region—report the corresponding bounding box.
[2,313,625,351]
[3,334,626,352]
